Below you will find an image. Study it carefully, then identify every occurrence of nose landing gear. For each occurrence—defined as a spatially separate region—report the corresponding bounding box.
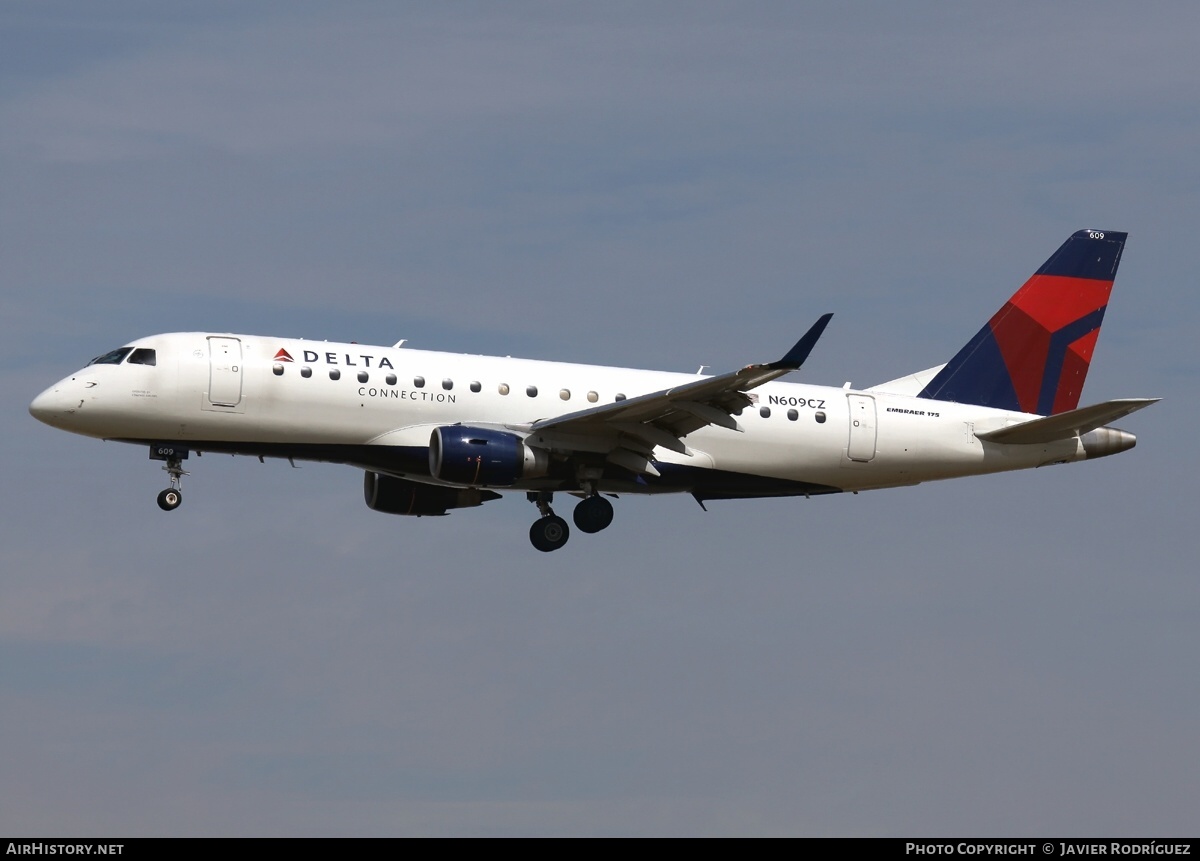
[150,444,189,511]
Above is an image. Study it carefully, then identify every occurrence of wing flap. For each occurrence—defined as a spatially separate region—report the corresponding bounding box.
[607,447,661,477]
[609,421,693,455]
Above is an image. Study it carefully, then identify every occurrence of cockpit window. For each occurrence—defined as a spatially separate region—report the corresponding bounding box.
[88,347,133,366]
[127,348,157,366]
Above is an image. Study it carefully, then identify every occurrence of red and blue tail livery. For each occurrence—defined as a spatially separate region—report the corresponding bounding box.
[918,229,1126,415]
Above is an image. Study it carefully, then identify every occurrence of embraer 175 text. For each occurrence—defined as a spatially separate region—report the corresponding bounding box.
[31,230,1156,551]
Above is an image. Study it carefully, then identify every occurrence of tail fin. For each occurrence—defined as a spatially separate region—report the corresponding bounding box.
[917,229,1127,415]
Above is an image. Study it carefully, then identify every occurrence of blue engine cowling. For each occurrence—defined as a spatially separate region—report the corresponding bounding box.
[363,471,501,516]
[429,426,550,487]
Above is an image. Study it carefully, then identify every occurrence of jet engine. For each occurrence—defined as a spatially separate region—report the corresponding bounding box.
[363,471,500,516]
[428,426,550,487]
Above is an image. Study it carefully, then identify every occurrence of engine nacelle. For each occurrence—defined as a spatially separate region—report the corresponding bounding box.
[363,471,500,516]
[428,426,550,487]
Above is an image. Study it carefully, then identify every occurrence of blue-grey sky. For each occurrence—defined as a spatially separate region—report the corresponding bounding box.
[3,2,1196,836]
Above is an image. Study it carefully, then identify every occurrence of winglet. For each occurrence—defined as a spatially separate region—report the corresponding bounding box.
[769,313,833,371]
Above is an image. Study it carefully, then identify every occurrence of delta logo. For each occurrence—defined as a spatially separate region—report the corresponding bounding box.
[271,347,396,369]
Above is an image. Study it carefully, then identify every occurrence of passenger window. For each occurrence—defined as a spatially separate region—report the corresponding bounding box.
[128,348,157,366]
[587,391,599,403]
[442,378,453,391]
[414,376,425,388]
[815,411,826,424]
[386,373,397,385]
[470,381,481,393]
[759,407,771,418]
[273,364,285,376]
[615,393,626,402]
[358,371,369,383]
[301,367,312,378]
[526,385,538,398]
[787,409,798,421]
[498,384,510,395]
[329,369,341,381]
[559,389,570,401]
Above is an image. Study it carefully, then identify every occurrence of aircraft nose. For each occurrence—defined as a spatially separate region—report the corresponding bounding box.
[29,383,75,427]
[29,387,55,422]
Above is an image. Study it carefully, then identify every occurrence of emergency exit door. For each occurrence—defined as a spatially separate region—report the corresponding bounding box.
[846,394,877,462]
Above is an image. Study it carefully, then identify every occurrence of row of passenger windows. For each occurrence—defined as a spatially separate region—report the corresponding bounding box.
[271,363,624,402]
[271,362,828,423]
[761,406,827,423]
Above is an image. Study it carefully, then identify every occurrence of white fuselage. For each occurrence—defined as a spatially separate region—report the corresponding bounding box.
[30,332,1093,497]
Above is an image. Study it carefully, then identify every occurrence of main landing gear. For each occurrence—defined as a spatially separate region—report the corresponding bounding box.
[572,493,614,534]
[149,444,189,511]
[528,491,569,552]
[526,488,616,552]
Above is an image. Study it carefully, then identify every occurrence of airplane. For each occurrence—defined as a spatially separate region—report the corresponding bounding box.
[29,229,1156,552]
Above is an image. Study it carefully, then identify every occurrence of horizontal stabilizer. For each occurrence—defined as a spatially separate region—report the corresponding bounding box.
[975,398,1159,444]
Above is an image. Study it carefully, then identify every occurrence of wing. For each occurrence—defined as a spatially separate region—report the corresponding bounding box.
[515,314,833,476]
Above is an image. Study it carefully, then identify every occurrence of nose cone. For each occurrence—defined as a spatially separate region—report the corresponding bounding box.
[30,386,56,423]
[29,382,77,429]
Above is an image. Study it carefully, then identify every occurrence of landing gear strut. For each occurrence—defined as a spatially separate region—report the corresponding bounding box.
[528,491,570,552]
[150,445,189,512]
[525,484,617,551]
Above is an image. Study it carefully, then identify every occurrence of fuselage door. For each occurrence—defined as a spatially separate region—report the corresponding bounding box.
[207,336,243,407]
[846,393,877,462]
